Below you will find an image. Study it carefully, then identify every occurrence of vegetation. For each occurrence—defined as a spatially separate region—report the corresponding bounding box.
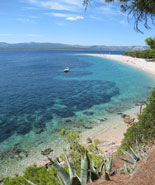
[83,0,155,33]
[3,130,112,184]
[3,165,59,185]
[120,88,155,150]
[123,49,155,59]
[123,36,155,59]
[145,37,155,50]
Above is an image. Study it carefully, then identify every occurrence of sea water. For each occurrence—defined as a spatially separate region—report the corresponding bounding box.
[0,50,155,176]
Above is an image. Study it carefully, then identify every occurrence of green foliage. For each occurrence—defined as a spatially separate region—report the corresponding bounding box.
[59,129,65,136]
[123,49,155,59]
[145,37,155,49]
[3,164,59,185]
[120,88,155,151]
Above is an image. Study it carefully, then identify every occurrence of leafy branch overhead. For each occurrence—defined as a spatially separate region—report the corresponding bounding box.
[83,0,155,33]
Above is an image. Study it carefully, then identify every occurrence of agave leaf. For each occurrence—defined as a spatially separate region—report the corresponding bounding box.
[24,179,37,185]
[92,160,97,173]
[47,157,70,185]
[128,146,139,161]
[70,176,82,185]
[80,151,90,185]
[63,150,74,179]
[56,173,65,185]
[136,139,142,160]
[106,155,112,174]
[98,161,104,175]
[120,148,136,162]
[104,170,110,181]
[120,157,135,165]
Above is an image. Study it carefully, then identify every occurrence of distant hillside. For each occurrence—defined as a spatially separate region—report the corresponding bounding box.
[0,42,149,51]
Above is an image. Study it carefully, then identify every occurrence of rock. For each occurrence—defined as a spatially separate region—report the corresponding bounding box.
[41,148,53,156]
[124,116,135,125]
[121,114,129,119]
[98,118,107,122]
[83,111,94,116]
[82,124,92,129]
[64,119,72,123]
[117,112,123,115]
[124,116,131,124]
[86,137,92,144]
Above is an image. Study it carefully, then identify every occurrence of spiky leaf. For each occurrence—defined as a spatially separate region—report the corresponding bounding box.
[136,139,142,160]
[91,160,97,173]
[48,157,70,185]
[129,146,139,161]
[98,161,104,176]
[120,148,136,162]
[106,155,112,174]
[120,157,135,165]
[80,151,90,185]
[63,150,74,179]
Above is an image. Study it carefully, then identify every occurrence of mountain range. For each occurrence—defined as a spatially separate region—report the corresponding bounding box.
[0,42,149,51]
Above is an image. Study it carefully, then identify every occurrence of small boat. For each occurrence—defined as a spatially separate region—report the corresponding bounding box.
[64,67,70,72]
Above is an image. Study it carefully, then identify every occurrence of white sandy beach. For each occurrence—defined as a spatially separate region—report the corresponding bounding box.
[84,54,155,75]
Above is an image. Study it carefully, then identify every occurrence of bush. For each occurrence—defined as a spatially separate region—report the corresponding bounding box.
[120,89,155,150]
[3,165,60,185]
[123,49,155,59]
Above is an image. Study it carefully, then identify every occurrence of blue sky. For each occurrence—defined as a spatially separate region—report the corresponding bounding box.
[0,0,154,46]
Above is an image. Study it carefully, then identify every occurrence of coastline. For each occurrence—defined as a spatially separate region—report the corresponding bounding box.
[80,105,141,155]
[83,54,155,75]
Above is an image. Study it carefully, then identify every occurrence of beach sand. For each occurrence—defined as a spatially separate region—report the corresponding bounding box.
[81,105,141,155]
[84,54,155,75]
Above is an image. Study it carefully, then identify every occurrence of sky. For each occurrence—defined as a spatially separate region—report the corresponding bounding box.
[0,0,154,46]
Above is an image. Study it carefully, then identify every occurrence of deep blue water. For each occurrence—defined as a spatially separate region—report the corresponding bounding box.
[0,50,155,176]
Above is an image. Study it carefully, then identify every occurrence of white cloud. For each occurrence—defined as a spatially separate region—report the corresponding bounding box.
[66,16,84,21]
[44,12,84,21]
[24,34,41,37]
[45,12,69,17]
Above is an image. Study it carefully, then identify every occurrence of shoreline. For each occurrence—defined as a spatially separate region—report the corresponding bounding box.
[80,105,141,155]
[83,54,155,75]
[0,105,141,177]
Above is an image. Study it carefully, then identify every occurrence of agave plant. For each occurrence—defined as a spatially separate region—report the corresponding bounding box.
[46,150,90,185]
[47,150,113,185]
[103,154,113,180]
[120,140,142,166]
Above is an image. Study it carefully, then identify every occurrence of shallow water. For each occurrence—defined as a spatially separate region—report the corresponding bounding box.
[0,50,155,176]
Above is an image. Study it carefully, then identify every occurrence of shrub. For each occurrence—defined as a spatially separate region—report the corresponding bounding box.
[123,49,155,59]
[120,88,155,151]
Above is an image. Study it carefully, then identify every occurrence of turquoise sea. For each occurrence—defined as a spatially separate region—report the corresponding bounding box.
[0,50,155,176]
